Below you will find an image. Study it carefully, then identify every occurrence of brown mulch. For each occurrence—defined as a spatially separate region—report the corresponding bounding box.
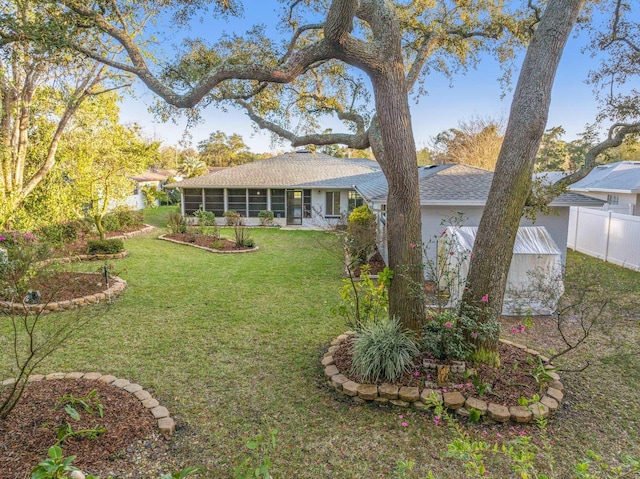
[51,225,145,258]
[164,233,251,251]
[334,338,544,407]
[0,272,107,303]
[352,249,387,277]
[0,380,158,479]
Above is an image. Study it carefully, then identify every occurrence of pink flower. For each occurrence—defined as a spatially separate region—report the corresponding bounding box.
[449,250,454,256]
[0,236,5,241]
[519,430,527,436]
[445,322,452,328]
[496,433,503,438]
[413,371,420,377]
[470,253,475,259]
[511,328,518,334]
[519,325,526,333]
[398,414,404,419]
[482,429,487,435]
[410,243,416,249]
[442,388,448,393]
[481,294,489,303]
[433,416,441,426]
[426,374,432,380]
[471,332,478,339]
[401,422,408,427]
[466,383,472,388]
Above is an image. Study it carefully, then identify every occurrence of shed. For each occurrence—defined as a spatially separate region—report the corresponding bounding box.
[438,226,564,316]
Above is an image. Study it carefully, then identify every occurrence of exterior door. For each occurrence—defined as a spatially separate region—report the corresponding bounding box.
[286,190,303,225]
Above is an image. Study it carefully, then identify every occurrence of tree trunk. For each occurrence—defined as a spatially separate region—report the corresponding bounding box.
[370,67,424,332]
[462,0,584,356]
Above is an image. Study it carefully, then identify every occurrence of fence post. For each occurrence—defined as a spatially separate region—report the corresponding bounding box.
[573,207,580,251]
[604,211,612,262]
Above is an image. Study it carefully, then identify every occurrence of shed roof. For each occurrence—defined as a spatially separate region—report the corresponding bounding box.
[356,164,604,207]
[570,161,640,193]
[447,226,562,255]
[166,150,380,189]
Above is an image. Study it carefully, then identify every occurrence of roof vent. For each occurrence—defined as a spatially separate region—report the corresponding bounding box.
[295,149,310,154]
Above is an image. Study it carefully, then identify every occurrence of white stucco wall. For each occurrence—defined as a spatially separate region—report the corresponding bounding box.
[576,191,638,215]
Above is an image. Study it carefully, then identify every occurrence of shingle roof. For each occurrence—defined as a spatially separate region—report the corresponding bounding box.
[570,161,640,193]
[356,164,604,207]
[166,150,380,189]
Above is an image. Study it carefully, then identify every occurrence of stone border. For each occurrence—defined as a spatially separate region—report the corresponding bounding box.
[109,224,156,240]
[323,334,564,424]
[1,372,175,436]
[0,273,127,315]
[157,234,259,254]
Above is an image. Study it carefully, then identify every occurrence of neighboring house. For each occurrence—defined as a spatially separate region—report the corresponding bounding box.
[166,150,380,226]
[355,164,604,268]
[569,161,640,216]
[115,170,180,211]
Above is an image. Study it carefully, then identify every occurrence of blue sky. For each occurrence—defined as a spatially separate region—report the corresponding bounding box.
[118,3,605,153]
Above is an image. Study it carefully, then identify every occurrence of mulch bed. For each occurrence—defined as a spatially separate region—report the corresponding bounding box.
[0,380,157,479]
[334,338,543,407]
[164,233,250,251]
[0,272,107,303]
[50,225,145,258]
[352,249,387,277]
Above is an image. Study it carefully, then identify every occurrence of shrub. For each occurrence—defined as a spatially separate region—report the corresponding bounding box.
[87,239,124,254]
[258,210,274,226]
[347,205,376,265]
[101,214,121,233]
[167,212,187,234]
[194,208,216,226]
[224,210,242,226]
[233,225,254,248]
[334,266,390,331]
[113,208,144,228]
[350,317,419,383]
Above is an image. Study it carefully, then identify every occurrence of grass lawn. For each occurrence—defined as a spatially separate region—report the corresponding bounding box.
[2,206,639,477]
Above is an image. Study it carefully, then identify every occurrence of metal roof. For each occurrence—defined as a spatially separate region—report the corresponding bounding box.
[570,161,640,193]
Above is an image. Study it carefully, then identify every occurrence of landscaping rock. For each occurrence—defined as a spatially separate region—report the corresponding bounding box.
[549,380,564,391]
[412,401,427,411]
[378,383,399,400]
[540,395,559,413]
[420,389,443,405]
[327,345,339,355]
[324,365,339,378]
[398,387,420,403]
[158,417,175,436]
[509,406,533,423]
[65,372,85,380]
[321,356,335,367]
[342,381,359,397]
[45,372,66,380]
[83,372,104,381]
[374,397,389,405]
[455,407,470,418]
[389,399,410,408]
[546,387,564,403]
[134,390,152,401]
[443,391,465,409]
[358,384,378,401]
[111,378,131,388]
[150,406,169,419]
[465,397,488,415]
[487,403,511,423]
[124,383,143,393]
[142,398,159,409]
[351,396,366,404]
[530,402,550,420]
[331,374,349,391]
[27,375,45,382]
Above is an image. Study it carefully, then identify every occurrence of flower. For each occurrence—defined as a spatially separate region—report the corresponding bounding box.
[481,294,489,302]
[465,383,472,388]
[398,414,404,419]
[511,328,518,334]
[413,371,420,377]
[471,332,478,339]
[401,422,408,427]
[445,322,452,328]
[442,388,448,393]
[433,416,441,426]
[470,253,475,259]
[410,243,416,249]
[0,236,5,241]
[449,250,454,256]
[496,433,503,438]
[519,325,526,333]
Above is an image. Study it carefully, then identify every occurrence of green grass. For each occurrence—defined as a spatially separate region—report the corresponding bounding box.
[2,212,640,478]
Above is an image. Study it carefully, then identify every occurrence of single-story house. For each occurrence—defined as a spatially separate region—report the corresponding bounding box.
[166,150,380,226]
[355,164,605,268]
[569,161,640,216]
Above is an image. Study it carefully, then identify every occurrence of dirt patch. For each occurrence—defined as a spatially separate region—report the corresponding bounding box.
[0,380,159,479]
[0,272,108,303]
[334,338,545,407]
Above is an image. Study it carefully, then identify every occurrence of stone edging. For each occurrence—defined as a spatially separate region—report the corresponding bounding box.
[50,251,128,264]
[109,224,156,240]
[1,372,175,436]
[157,234,259,254]
[0,273,127,315]
[323,333,565,424]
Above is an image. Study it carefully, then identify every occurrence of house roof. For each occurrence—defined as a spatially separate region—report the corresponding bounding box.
[356,164,604,207]
[166,150,380,189]
[569,161,640,194]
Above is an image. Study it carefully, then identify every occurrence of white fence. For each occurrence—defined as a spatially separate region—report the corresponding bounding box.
[568,206,640,271]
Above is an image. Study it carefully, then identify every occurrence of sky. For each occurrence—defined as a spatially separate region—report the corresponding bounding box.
[118,3,606,154]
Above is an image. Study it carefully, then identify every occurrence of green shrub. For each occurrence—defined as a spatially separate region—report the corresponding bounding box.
[350,317,419,383]
[194,208,216,226]
[113,208,144,228]
[234,225,254,248]
[87,238,124,254]
[167,212,187,234]
[334,266,390,331]
[257,210,274,226]
[347,205,376,265]
[101,214,121,232]
[224,210,242,226]
[38,220,90,247]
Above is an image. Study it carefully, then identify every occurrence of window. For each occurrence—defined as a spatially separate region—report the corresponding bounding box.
[607,194,619,205]
[183,189,203,215]
[203,189,224,216]
[227,188,247,216]
[303,190,312,218]
[248,189,268,217]
[271,189,286,219]
[348,190,364,210]
[325,191,341,217]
